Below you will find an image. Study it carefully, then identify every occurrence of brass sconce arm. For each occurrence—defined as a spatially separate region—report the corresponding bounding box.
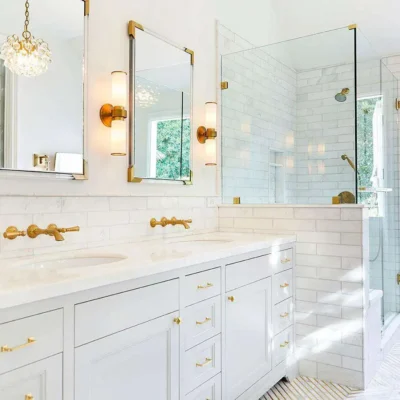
[197,126,217,144]
[27,224,80,242]
[150,217,192,230]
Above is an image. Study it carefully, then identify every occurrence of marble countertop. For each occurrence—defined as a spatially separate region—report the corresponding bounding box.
[0,232,296,310]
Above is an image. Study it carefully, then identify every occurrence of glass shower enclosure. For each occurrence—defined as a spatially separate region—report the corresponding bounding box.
[220,26,400,329]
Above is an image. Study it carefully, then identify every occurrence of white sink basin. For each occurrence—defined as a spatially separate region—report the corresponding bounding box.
[17,256,126,270]
[167,239,232,245]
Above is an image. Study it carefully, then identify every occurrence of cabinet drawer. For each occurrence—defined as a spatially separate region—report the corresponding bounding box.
[183,335,221,394]
[273,298,294,336]
[273,326,294,367]
[0,354,62,399]
[183,268,221,307]
[0,310,63,375]
[185,374,221,400]
[226,255,272,292]
[273,269,293,305]
[182,296,222,350]
[269,248,293,274]
[75,279,179,346]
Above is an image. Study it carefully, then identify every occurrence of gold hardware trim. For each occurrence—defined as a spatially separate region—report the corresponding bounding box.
[128,20,144,38]
[221,81,229,90]
[196,317,212,325]
[348,24,357,30]
[184,48,195,65]
[33,154,48,167]
[100,104,128,128]
[25,395,34,400]
[127,166,143,183]
[281,258,291,264]
[173,317,182,325]
[82,0,89,16]
[397,274,400,285]
[1,337,36,353]
[73,159,88,180]
[332,196,341,205]
[150,217,192,230]
[280,341,290,348]
[183,170,193,185]
[233,197,241,205]
[3,226,26,240]
[196,357,212,368]
[280,312,289,318]
[197,127,217,144]
[228,296,235,302]
[27,224,80,242]
[280,283,290,288]
[396,99,400,110]
[197,283,213,290]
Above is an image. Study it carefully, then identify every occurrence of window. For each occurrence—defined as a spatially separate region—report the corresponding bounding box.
[150,117,190,180]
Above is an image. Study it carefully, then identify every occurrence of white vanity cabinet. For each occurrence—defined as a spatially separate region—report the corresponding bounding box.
[75,312,180,400]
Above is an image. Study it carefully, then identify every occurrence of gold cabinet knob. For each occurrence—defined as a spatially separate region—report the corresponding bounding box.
[280,283,290,288]
[228,296,235,302]
[3,226,26,240]
[25,395,34,400]
[173,317,182,325]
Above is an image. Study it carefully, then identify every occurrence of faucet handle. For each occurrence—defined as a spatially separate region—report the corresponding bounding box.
[55,226,80,233]
[3,226,27,240]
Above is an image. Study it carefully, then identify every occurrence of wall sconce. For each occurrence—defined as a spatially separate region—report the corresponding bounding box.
[100,71,128,156]
[197,102,217,166]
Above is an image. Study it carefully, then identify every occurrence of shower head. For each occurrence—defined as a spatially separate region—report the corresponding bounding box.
[341,154,356,171]
[335,88,350,102]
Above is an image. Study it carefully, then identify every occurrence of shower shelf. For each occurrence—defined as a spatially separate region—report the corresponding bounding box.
[358,187,393,193]
[269,163,283,168]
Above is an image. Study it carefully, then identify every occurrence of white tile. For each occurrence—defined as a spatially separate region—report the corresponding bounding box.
[296,289,317,302]
[317,243,361,258]
[296,266,317,278]
[296,242,317,255]
[299,360,318,378]
[62,197,109,212]
[317,363,363,388]
[296,231,341,244]
[109,197,147,211]
[273,219,316,232]
[342,356,363,372]
[341,208,362,220]
[294,208,341,220]
[0,197,62,214]
[296,277,341,293]
[234,218,273,230]
[296,254,341,268]
[317,220,362,233]
[147,197,179,209]
[88,211,130,227]
[219,207,253,218]
[341,233,362,246]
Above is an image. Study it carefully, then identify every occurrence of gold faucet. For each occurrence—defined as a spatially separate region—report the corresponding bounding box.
[3,226,27,240]
[27,224,80,241]
[150,217,192,230]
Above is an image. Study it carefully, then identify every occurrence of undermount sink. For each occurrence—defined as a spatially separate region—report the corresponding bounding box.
[167,239,233,245]
[16,256,126,270]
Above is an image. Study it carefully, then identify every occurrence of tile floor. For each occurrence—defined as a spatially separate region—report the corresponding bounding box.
[262,343,400,399]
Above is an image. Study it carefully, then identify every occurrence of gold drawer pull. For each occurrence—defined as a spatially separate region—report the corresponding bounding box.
[280,283,290,288]
[228,296,235,302]
[197,282,214,290]
[196,317,212,325]
[196,357,212,367]
[281,258,291,264]
[280,341,290,348]
[280,312,289,318]
[1,337,36,353]
[25,395,34,400]
[173,317,182,325]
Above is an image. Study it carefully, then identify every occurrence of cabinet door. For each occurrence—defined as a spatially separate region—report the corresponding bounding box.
[0,354,62,400]
[75,312,180,400]
[225,278,272,400]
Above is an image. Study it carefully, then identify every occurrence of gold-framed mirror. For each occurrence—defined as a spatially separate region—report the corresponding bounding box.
[127,21,193,184]
[0,0,88,179]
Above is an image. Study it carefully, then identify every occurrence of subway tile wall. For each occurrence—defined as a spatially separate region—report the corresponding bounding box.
[0,196,219,259]
[218,204,369,388]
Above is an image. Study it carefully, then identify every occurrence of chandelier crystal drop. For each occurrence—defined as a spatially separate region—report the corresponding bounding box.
[135,79,160,108]
[1,0,52,77]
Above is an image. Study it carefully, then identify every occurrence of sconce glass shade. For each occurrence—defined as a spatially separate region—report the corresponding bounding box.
[205,102,217,130]
[205,138,217,166]
[111,71,127,107]
[111,120,126,156]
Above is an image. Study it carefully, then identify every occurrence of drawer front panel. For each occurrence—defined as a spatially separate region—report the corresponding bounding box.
[0,354,62,400]
[183,297,221,351]
[226,255,272,292]
[185,374,222,400]
[273,298,294,336]
[0,310,63,375]
[75,279,179,346]
[273,326,294,367]
[273,269,293,305]
[269,248,293,274]
[183,268,221,307]
[183,335,222,394]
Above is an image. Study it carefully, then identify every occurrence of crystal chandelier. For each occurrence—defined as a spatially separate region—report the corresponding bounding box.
[1,0,52,77]
[135,79,160,108]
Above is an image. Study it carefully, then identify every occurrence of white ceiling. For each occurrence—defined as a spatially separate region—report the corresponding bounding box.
[0,0,83,40]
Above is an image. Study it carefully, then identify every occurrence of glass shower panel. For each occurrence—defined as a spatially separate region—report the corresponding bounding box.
[221,28,356,204]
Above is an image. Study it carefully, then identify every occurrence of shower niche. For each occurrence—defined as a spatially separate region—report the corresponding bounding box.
[269,149,285,204]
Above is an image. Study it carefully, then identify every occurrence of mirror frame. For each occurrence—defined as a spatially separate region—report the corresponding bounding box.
[127,20,194,185]
[0,0,89,181]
